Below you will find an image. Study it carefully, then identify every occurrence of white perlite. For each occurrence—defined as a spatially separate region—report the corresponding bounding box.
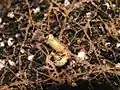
[7,38,14,46]
[7,12,14,18]
[77,51,86,60]
[116,43,120,48]
[86,12,91,18]
[33,7,40,14]
[20,48,25,54]
[105,42,110,46]
[8,60,15,66]
[64,0,70,7]
[0,42,5,47]
[0,17,2,23]
[112,4,116,8]
[15,33,20,38]
[0,60,5,70]
[28,55,34,61]
[105,3,110,9]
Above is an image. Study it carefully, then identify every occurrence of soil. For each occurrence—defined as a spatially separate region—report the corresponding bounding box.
[0,0,120,90]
